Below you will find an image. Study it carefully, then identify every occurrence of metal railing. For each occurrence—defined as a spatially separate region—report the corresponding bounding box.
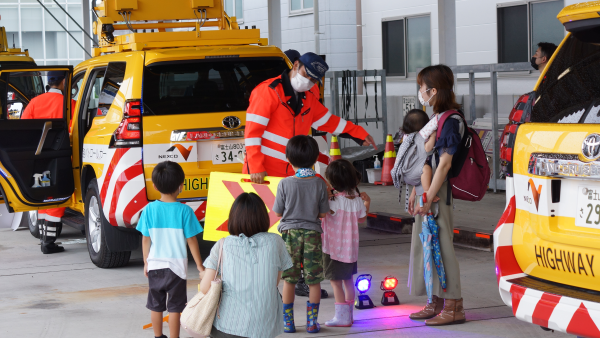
[417,62,533,192]
[325,69,388,145]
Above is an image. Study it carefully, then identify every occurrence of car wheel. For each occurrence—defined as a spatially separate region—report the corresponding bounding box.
[25,211,39,239]
[84,179,131,268]
[26,211,62,239]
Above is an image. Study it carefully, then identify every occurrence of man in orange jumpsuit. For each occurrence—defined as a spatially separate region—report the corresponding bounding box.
[21,71,67,254]
[244,53,376,183]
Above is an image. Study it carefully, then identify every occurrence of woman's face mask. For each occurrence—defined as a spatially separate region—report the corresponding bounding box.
[290,65,314,92]
[418,88,435,107]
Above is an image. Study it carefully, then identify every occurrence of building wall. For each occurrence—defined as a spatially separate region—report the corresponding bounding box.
[0,0,90,65]
[241,0,358,71]
[243,0,270,39]
[455,0,578,66]
[362,0,439,70]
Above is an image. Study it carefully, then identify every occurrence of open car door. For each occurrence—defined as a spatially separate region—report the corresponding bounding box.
[0,66,74,212]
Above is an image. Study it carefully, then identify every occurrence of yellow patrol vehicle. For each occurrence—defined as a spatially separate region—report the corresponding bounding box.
[0,27,36,121]
[494,1,600,336]
[0,1,290,267]
[0,26,36,206]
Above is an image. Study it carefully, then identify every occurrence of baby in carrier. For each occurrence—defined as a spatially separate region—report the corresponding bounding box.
[391,109,440,209]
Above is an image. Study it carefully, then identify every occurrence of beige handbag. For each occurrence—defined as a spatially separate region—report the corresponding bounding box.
[181,238,225,338]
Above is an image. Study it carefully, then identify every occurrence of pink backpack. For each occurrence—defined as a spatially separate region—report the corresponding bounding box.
[435,111,490,204]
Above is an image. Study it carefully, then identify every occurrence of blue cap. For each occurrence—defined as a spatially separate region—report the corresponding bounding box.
[299,52,328,84]
[284,49,301,63]
[47,71,65,83]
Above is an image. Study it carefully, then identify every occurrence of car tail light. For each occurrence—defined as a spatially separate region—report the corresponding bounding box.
[111,101,142,148]
[508,92,535,123]
[500,124,511,162]
[500,123,519,177]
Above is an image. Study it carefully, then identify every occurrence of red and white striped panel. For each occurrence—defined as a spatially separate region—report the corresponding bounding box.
[98,148,148,228]
[494,177,600,337]
[184,200,206,223]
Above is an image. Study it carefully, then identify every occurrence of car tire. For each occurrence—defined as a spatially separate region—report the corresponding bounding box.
[25,211,62,239]
[25,211,40,239]
[84,179,130,268]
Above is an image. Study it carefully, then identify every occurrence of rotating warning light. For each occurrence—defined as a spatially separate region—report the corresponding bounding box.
[380,275,400,306]
[355,274,374,310]
[357,279,371,293]
[381,276,398,290]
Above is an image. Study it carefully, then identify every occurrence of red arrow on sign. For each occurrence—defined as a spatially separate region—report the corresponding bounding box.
[216,181,245,232]
[251,183,279,230]
[215,181,279,232]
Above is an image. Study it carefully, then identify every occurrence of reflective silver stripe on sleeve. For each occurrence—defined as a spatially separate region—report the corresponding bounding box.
[311,112,332,129]
[246,113,270,126]
[332,118,347,135]
[245,138,262,146]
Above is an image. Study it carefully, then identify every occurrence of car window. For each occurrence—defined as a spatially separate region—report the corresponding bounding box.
[5,71,62,120]
[532,35,600,123]
[84,69,106,123]
[70,72,85,119]
[142,57,288,115]
[80,62,127,133]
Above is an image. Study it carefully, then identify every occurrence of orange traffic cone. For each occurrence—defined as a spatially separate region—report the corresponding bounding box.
[329,135,342,163]
[375,134,396,186]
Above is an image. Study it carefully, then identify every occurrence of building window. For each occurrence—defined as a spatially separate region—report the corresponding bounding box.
[382,15,431,77]
[290,0,313,14]
[497,0,564,63]
[224,0,243,22]
[0,2,87,65]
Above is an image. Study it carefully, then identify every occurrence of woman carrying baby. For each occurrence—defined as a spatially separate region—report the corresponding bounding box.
[407,64,466,326]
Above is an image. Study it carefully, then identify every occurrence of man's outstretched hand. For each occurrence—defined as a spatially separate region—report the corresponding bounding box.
[250,171,267,184]
[363,135,377,150]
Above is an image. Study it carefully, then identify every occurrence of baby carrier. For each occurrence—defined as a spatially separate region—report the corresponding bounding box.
[391,116,437,210]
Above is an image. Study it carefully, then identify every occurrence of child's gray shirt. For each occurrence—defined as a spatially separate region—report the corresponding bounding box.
[272,176,330,233]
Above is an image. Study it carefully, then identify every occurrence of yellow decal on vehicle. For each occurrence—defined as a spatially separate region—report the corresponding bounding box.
[204,172,283,241]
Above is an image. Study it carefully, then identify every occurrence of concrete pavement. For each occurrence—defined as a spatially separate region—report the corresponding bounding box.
[0,186,571,337]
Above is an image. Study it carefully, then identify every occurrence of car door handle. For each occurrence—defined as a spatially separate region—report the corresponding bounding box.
[35,121,52,156]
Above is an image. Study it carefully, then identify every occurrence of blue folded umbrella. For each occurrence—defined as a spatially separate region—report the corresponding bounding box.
[427,214,447,291]
[419,219,433,302]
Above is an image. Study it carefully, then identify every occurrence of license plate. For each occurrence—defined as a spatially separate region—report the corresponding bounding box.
[575,185,600,229]
[211,140,245,165]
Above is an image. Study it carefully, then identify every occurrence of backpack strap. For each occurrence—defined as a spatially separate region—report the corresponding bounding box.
[433,110,465,206]
[435,110,462,141]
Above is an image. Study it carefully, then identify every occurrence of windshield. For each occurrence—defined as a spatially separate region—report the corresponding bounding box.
[142,57,288,115]
[532,35,600,123]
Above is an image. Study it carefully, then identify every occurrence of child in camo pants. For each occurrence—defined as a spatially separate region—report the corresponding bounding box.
[273,135,330,334]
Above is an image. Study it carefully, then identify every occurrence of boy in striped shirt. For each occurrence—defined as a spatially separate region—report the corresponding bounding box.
[137,161,205,338]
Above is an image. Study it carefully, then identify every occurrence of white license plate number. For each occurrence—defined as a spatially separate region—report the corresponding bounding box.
[575,185,600,229]
[211,141,245,165]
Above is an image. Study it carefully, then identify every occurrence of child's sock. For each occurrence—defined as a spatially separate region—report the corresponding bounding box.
[283,302,296,333]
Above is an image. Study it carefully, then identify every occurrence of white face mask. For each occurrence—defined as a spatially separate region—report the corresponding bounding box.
[290,69,313,92]
[418,88,435,107]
